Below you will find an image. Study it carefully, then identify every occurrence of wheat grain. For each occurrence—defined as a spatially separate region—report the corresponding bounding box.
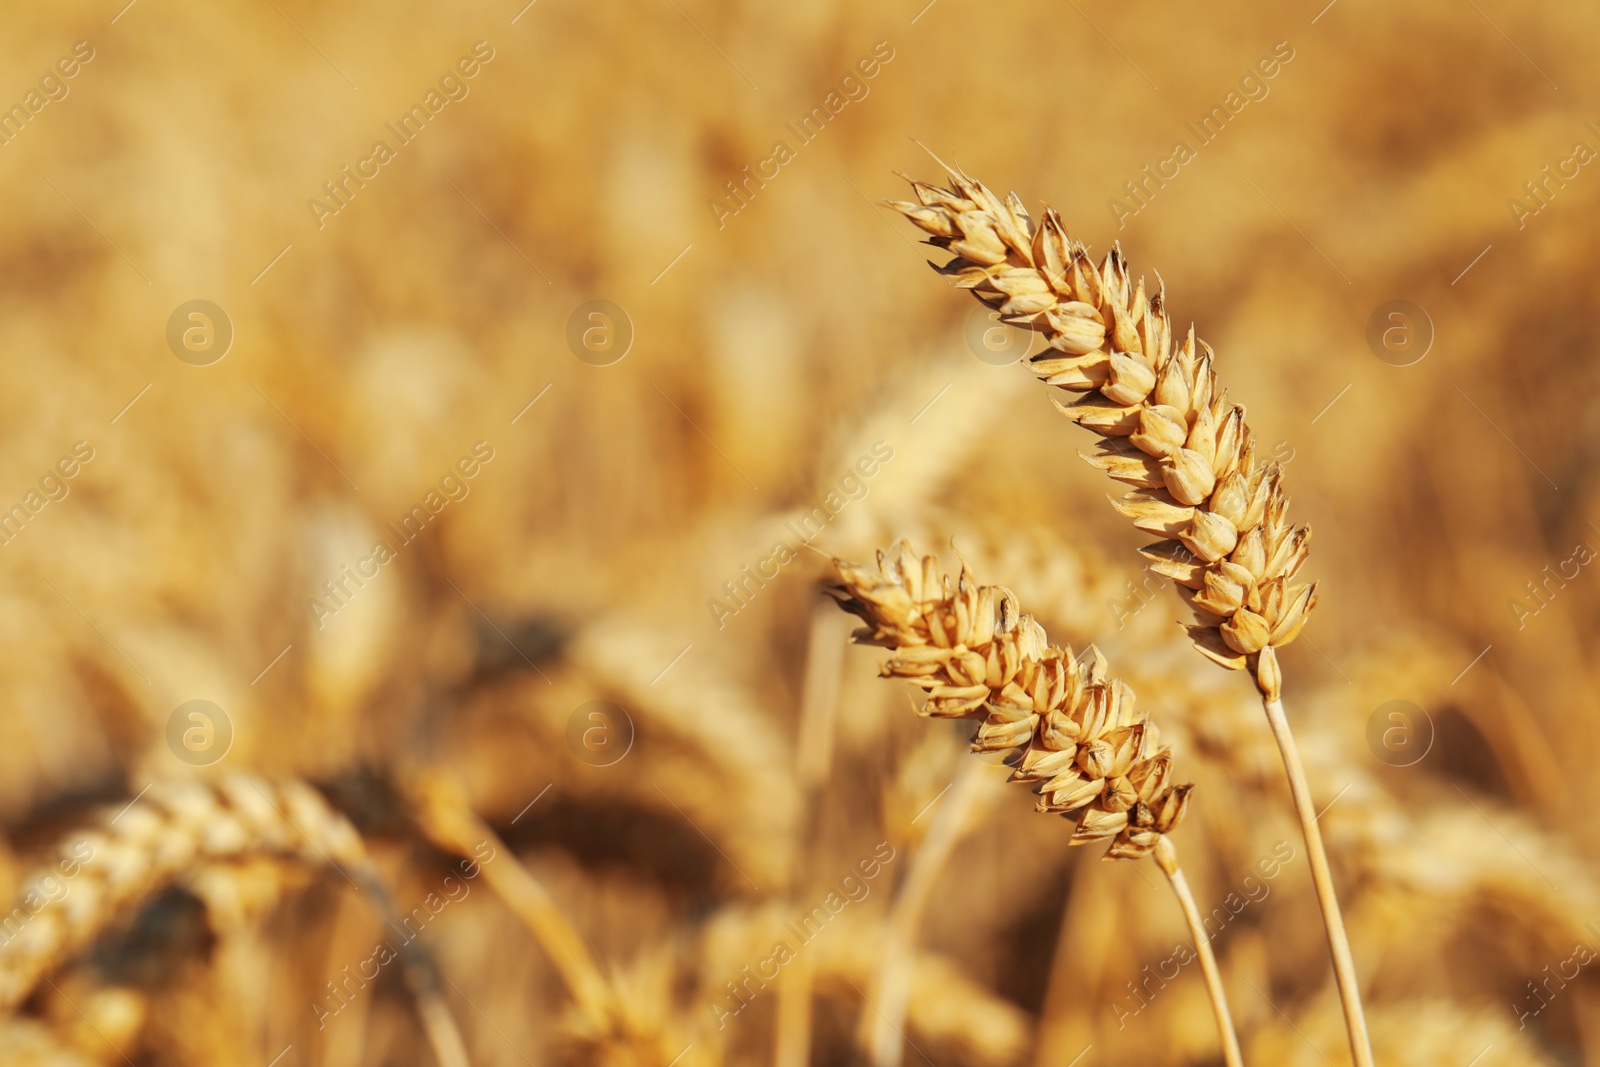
[829,540,1241,1064]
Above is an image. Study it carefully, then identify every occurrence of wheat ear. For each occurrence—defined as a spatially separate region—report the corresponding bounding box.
[829,540,1241,1066]
[885,159,1371,1067]
[0,776,468,1067]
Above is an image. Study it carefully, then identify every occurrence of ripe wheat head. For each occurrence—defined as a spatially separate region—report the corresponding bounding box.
[829,539,1190,858]
[888,158,1316,699]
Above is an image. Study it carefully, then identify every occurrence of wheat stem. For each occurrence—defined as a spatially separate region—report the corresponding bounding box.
[1152,836,1243,1067]
[777,601,852,1067]
[1259,690,1373,1067]
[867,757,994,1067]
[414,994,473,1067]
[411,772,614,1029]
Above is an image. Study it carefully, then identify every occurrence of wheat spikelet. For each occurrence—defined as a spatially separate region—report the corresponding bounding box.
[886,157,1315,697]
[0,776,357,1013]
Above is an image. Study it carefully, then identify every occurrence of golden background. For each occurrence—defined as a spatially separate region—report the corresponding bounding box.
[0,0,1596,1063]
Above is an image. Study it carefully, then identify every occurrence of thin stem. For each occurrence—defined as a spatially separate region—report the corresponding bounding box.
[866,757,996,1067]
[414,992,473,1067]
[1152,837,1243,1067]
[411,771,614,1029]
[1261,693,1374,1067]
[777,601,851,1067]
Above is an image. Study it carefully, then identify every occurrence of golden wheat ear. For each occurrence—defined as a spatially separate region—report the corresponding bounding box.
[886,160,1316,699]
[0,776,469,1067]
[884,161,1372,1067]
[828,541,1243,1067]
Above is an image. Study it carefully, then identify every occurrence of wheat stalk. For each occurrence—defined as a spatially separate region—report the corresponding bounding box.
[0,775,469,1067]
[829,540,1242,1066]
[409,771,722,1067]
[885,157,1372,1067]
[866,756,1000,1067]
[409,770,614,1030]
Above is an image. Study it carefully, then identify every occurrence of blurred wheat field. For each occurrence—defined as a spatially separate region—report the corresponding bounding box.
[1,0,1599,1064]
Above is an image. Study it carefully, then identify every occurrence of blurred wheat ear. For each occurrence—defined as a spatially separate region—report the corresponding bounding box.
[885,155,1372,1067]
[0,776,469,1067]
[828,541,1242,1067]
